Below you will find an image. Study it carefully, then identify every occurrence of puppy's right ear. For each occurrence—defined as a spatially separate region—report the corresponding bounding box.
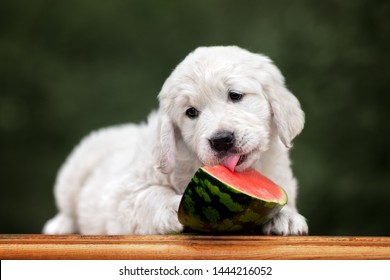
[155,114,176,174]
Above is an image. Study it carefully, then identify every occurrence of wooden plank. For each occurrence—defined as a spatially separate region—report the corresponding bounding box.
[1,235,389,260]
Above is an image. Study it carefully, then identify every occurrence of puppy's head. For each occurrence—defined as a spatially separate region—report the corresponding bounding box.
[156,46,304,173]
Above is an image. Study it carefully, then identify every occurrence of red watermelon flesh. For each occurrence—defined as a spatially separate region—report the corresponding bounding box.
[203,165,286,203]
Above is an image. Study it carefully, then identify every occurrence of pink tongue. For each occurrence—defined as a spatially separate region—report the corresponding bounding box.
[222,154,240,172]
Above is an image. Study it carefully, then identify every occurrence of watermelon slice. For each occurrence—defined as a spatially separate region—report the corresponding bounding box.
[178,165,288,233]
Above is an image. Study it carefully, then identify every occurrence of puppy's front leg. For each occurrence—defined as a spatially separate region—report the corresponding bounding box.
[103,183,183,235]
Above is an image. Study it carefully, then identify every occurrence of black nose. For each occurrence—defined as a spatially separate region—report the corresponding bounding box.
[209,131,235,152]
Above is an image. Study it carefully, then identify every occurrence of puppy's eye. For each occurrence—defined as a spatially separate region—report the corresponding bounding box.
[229,91,244,102]
[185,107,199,119]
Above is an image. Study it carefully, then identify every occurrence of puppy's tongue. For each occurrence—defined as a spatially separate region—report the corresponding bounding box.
[222,154,240,172]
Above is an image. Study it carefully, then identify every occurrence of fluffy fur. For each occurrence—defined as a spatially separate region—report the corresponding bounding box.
[43,46,308,235]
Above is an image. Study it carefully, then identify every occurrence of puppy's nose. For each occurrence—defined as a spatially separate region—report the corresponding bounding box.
[209,131,235,152]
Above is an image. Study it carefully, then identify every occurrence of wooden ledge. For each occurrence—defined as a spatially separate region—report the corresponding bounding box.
[1,235,389,260]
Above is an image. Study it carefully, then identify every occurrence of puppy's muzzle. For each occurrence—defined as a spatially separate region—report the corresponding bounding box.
[209,131,235,152]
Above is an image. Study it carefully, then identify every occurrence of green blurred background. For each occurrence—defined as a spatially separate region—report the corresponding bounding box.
[1,0,389,235]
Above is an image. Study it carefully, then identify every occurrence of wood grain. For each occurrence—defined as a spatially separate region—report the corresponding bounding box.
[1,235,389,260]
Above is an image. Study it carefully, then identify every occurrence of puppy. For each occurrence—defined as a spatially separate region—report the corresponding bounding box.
[43,46,308,235]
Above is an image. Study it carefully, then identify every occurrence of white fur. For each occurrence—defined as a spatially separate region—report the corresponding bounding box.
[43,46,308,235]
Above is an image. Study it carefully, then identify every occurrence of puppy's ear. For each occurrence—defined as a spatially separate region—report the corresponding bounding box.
[261,61,305,148]
[155,114,176,174]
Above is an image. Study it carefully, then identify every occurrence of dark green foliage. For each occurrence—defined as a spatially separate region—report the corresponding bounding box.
[1,0,389,235]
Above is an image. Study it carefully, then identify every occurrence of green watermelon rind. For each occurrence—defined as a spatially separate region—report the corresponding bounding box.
[178,167,288,233]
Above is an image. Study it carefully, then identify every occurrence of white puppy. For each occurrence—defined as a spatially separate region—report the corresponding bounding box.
[43,46,308,235]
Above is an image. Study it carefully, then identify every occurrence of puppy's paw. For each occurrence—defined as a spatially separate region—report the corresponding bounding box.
[42,213,77,234]
[261,207,308,236]
[159,195,184,234]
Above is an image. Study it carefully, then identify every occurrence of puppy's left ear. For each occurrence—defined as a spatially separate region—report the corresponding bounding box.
[261,60,305,148]
[155,113,176,174]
